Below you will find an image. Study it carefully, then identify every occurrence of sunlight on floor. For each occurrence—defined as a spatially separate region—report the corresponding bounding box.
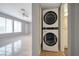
[0,35,32,56]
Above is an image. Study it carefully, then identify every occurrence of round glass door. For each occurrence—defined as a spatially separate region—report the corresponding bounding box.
[44,11,57,25]
[44,33,57,46]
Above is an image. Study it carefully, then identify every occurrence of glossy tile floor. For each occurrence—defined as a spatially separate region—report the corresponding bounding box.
[0,34,32,56]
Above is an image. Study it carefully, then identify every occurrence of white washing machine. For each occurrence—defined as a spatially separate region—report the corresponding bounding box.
[43,8,58,27]
[43,30,59,52]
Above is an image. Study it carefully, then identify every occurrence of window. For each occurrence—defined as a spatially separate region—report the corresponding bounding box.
[14,21,22,32]
[0,17,5,34]
[0,17,13,34]
[6,19,13,33]
[0,16,22,34]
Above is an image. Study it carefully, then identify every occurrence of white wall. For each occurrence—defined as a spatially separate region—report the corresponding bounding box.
[63,4,68,48]
[63,16,68,48]
[32,3,41,56]
[29,23,32,34]
[68,3,79,56]
[60,4,68,52]
[60,4,65,51]
[24,23,29,34]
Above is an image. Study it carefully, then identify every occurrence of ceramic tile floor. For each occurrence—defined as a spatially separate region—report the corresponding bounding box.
[0,34,32,56]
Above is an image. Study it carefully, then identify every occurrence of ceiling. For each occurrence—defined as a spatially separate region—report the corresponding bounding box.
[0,3,61,22]
[0,3,32,22]
[40,3,61,9]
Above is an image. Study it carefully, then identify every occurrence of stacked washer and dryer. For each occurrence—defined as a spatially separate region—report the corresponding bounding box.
[42,8,60,52]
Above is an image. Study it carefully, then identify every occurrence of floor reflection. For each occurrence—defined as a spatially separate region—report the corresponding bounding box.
[6,44,12,56]
[0,47,5,56]
[0,40,21,56]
